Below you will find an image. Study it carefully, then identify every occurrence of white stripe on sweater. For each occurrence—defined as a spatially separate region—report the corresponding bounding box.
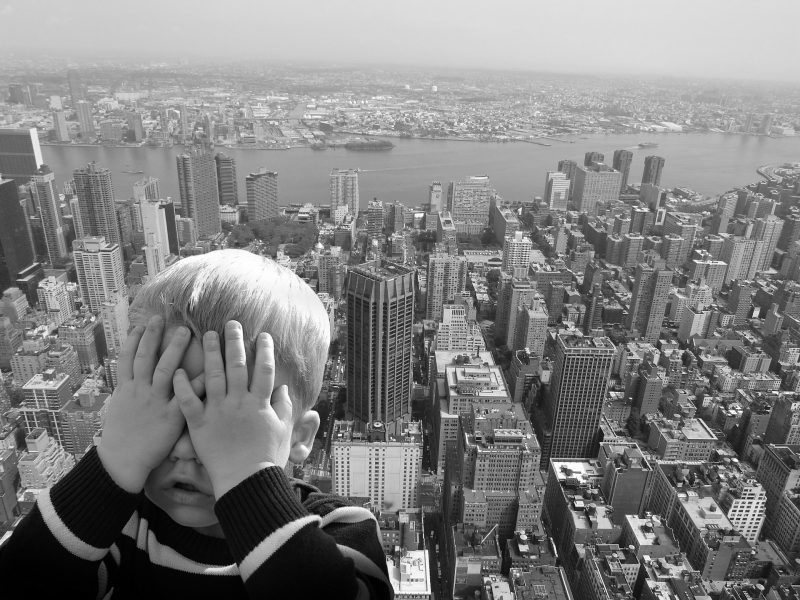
[37,489,107,561]
[238,515,321,581]
[318,506,379,529]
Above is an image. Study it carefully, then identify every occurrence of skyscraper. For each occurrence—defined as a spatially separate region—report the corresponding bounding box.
[75,101,94,140]
[539,334,615,468]
[52,111,70,142]
[612,149,633,190]
[496,278,537,345]
[584,151,604,167]
[544,171,570,212]
[627,263,672,343]
[246,168,278,222]
[752,215,784,271]
[346,260,415,425]
[100,291,129,356]
[0,127,44,185]
[447,175,494,234]
[330,168,359,217]
[214,153,239,206]
[426,253,467,321]
[642,155,666,187]
[30,166,67,266]
[133,176,160,202]
[0,177,35,289]
[571,164,623,215]
[719,235,765,284]
[502,231,533,274]
[429,181,443,212]
[67,69,84,105]
[139,198,178,261]
[72,237,126,312]
[176,144,220,239]
[73,162,121,246]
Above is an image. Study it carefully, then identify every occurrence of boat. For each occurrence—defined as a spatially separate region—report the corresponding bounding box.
[122,169,144,174]
[344,139,394,151]
[638,142,659,148]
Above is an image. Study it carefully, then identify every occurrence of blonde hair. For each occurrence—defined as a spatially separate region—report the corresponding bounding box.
[130,249,330,412]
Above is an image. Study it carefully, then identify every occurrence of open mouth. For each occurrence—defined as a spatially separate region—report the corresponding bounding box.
[173,482,200,493]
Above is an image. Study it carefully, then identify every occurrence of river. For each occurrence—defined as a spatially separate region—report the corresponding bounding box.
[39,133,800,209]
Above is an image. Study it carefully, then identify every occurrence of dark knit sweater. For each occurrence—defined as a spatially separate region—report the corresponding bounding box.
[0,447,394,599]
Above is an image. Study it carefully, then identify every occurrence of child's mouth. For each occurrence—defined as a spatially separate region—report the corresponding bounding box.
[173,482,199,492]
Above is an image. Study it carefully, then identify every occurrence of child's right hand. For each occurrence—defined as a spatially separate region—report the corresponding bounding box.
[97,315,199,493]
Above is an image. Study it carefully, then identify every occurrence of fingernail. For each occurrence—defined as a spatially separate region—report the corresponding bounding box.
[204,331,218,342]
[226,320,240,330]
[176,326,189,338]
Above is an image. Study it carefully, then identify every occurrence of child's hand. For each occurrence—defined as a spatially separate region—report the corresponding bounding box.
[97,315,199,493]
[173,321,293,498]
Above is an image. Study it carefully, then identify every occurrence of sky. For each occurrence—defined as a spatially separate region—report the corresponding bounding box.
[2,0,799,82]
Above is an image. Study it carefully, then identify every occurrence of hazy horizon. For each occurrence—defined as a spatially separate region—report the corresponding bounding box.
[2,0,799,84]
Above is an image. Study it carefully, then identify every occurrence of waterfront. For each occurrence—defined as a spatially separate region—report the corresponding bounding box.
[40,133,800,209]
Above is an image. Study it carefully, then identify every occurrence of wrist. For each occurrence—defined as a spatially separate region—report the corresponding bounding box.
[96,443,149,494]
[210,462,277,499]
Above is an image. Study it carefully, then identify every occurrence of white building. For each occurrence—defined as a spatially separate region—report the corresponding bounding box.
[435,305,484,353]
[502,231,533,275]
[73,237,126,311]
[331,421,422,510]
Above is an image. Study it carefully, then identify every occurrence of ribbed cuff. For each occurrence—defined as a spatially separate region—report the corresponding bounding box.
[214,467,310,563]
[49,446,143,549]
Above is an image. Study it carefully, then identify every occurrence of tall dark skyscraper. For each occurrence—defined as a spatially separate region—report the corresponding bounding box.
[30,165,67,266]
[612,149,633,190]
[346,260,415,426]
[0,178,36,289]
[73,162,121,246]
[642,155,666,187]
[584,151,604,166]
[177,144,220,239]
[0,128,44,185]
[214,152,239,206]
[538,333,615,468]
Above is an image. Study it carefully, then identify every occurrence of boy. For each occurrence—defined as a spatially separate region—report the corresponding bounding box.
[0,250,393,599]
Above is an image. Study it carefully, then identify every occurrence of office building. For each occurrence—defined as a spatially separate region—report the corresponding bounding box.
[0,177,36,289]
[214,152,238,206]
[245,168,278,222]
[429,181,443,212]
[447,175,494,234]
[752,215,784,271]
[139,198,177,261]
[491,204,519,244]
[72,162,121,246]
[73,237,125,311]
[538,334,615,468]
[426,253,467,321]
[642,156,665,187]
[133,176,160,203]
[612,149,634,190]
[331,420,421,510]
[513,299,548,356]
[18,429,75,489]
[30,165,67,266]
[577,544,639,600]
[597,443,653,525]
[0,127,44,185]
[496,278,537,346]
[99,291,129,356]
[435,304,484,353]
[346,260,415,425]
[38,276,73,327]
[177,144,220,238]
[584,151,605,166]
[627,264,672,343]
[58,310,106,371]
[545,171,570,212]
[19,369,75,452]
[690,258,727,293]
[75,101,94,139]
[728,279,753,325]
[571,164,623,215]
[330,168,359,217]
[663,212,699,266]
[52,110,70,142]
[502,231,533,274]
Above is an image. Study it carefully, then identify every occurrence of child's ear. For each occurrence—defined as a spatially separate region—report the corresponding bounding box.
[288,409,320,465]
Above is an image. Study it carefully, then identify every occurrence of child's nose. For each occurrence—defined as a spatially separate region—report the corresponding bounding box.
[169,428,200,463]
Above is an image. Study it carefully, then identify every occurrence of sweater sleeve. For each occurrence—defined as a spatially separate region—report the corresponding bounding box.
[0,446,142,596]
[214,467,394,599]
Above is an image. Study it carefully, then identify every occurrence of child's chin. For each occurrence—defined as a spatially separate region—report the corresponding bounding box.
[166,505,220,530]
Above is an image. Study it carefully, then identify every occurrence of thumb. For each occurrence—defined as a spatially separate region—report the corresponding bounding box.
[174,369,204,426]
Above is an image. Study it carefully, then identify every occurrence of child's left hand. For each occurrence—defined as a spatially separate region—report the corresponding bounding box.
[173,320,293,498]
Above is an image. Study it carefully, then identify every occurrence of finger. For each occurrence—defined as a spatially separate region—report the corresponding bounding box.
[189,373,205,398]
[133,315,165,384]
[173,369,204,427]
[249,332,275,400]
[152,325,192,398]
[271,385,293,425]
[203,331,226,400]
[117,325,145,384]
[224,321,249,396]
